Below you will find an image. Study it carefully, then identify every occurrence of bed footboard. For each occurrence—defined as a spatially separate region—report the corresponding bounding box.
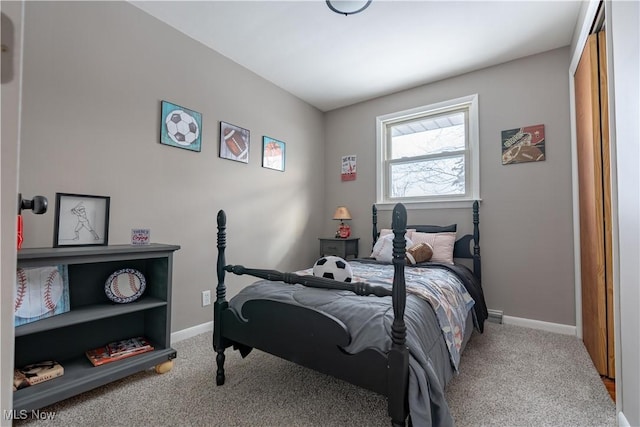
[223,264,393,297]
[214,204,410,426]
[222,299,391,394]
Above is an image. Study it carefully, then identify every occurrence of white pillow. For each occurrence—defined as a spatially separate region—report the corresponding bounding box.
[379,228,416,240]
[371,234,414,263]
[409,232,456,264]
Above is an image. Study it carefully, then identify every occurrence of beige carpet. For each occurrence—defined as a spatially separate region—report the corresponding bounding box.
[14,322,616,426]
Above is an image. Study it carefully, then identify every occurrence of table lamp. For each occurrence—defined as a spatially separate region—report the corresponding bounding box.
[333,206,352,238]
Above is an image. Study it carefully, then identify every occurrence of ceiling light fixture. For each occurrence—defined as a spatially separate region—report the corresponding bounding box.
[326,0,372,16]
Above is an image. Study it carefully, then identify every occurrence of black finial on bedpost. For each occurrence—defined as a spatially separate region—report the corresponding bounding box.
[216,210,227,303]
[388,203,409,426]
[472,201,481,283]
[372,204,378,251]
[214,210,229,386]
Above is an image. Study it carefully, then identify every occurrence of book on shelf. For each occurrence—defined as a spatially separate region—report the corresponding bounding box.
[106,336,153,357]
[86,337,154,367]
[14,361,64,391]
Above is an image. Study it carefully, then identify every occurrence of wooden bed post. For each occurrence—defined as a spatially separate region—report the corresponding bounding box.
[387,203,409,427]
[214,210,229,386]
[372,204,378,250]
[472,201,481,283]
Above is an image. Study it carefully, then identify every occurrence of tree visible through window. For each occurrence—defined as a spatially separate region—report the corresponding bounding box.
[376,94,479,206]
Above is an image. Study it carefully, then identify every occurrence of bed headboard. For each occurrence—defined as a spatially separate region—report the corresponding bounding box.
[372,201,481,282]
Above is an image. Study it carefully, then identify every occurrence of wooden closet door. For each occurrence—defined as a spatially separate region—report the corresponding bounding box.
[598,30,614,378]
[574,31,613,377]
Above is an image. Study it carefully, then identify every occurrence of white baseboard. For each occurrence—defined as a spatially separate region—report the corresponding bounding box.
[171,321,213,344]
[502,315,576,336]
[171,314,577,345]
[172,314,577,344]
[617,411,630,427]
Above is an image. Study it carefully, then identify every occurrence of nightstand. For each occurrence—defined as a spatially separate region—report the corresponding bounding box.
[318,237,359,259]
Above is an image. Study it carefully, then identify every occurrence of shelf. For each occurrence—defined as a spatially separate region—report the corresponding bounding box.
[14,243,179,412]
[17,244,181,266]
[13,347,177,412]
[15,297,167,337]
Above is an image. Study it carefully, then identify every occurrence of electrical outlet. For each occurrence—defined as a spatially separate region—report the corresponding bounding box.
[201,290,211,307]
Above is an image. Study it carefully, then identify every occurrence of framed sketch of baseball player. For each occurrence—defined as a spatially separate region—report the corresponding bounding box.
[53,193,110,247]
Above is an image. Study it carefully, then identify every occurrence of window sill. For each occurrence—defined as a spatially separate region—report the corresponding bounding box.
[375,198,481,210]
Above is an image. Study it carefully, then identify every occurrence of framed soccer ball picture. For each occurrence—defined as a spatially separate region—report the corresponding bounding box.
[160,100,202,152]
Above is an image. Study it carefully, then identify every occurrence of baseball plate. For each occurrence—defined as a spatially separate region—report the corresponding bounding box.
[105,268,146,304]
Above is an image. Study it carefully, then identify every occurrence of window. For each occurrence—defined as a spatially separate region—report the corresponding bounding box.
[376,94,479,208]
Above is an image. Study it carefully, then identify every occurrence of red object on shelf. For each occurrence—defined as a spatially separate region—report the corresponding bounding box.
[17,215,23,250]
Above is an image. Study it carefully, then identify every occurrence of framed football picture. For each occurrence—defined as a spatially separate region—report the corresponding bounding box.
[219,121,250,163]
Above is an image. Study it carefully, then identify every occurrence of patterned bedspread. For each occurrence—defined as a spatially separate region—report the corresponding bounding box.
[296,262,475,370]
[230,260,485,427]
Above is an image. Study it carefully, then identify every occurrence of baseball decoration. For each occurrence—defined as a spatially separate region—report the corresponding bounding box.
[15,266,64,318]
[219,121,250,163]
[501,124,545,165]
[160,100,202,152]
[312,256,353,283]
[105,268,146,304]
[262,136,285,172]
[14,265,70,326]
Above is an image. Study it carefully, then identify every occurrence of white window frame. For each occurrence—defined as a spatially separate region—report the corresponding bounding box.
[376,94,480,210]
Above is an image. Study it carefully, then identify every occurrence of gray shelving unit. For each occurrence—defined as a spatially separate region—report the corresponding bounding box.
[14,243,180,411]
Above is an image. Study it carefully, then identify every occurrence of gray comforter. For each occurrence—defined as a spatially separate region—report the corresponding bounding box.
[229,261,479,427]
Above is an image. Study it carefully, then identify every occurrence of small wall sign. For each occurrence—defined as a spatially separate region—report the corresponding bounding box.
[341,155,357,181]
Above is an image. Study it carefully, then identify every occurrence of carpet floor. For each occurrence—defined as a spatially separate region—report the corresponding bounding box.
[14,322,616,426]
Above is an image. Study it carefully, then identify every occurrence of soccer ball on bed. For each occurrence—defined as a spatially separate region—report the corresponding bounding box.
[312,256,353,282]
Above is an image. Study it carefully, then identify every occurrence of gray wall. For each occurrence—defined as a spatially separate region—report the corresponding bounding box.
[324,47,575,326]
[10,0,638,421]
[18,1,326,332]
[609,1,640,424]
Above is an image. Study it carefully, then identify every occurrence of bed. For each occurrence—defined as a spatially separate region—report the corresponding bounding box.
[213,202,487,426]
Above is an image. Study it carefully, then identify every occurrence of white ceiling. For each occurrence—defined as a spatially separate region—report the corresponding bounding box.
[131,1,583,112]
